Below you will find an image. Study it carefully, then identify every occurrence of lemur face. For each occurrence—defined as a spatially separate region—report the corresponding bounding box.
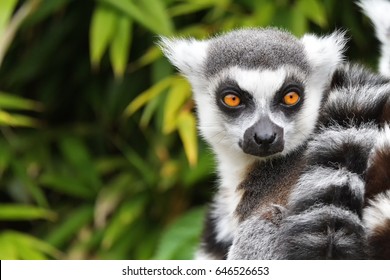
[161,28,345,159]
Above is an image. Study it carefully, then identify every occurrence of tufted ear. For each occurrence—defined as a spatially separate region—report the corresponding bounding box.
[159,37,209,79]
[300,31,347,84]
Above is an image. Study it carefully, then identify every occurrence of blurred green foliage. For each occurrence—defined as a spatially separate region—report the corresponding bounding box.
[0,0,379,259]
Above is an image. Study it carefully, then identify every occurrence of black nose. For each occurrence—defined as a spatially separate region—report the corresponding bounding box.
[254,132,277,146]
[242,117,284,157]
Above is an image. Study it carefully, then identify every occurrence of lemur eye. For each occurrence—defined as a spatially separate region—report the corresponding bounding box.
[223,94,241,107]
[283,91,300,106]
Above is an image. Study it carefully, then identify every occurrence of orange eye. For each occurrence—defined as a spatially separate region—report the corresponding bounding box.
[283,91,300,106]
[223,94,241,107]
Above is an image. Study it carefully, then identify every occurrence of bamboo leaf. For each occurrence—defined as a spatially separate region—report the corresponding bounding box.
[154,207,205,260]
[59,137,102,191]
[0,0,18,36]
[45,205,94,248]
[102,195,147,249]
[128,46,162,72]
[94,173,133,228]
[0,92,43,111]
[291,5,308,36]
[0,204,57,221]
[40,174,95,199]
[89,4,117,68]
[0,140,11,175]
[0,231,61,260]
[11,161,48,207]
[98,0,174,35]
[123,76,173,116]
[109,15,132,78]
[297,0,327,28]
[162,78,191,134]
[177,111,198,166]
[0,110,41,127]
[135,0,174,35]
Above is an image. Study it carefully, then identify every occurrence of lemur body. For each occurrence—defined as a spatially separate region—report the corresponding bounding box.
[160,0,390,259]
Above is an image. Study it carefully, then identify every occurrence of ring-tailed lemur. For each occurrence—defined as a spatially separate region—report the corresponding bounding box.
[160,0,390,259]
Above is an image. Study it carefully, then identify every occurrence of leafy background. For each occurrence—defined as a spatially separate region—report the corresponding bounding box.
[0,0,380,259]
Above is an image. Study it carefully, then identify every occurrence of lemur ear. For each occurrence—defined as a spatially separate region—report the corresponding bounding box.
[300,31,347,83]
[159,37,209,79]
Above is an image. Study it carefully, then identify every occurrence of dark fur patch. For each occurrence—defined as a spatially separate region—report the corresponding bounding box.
[320,64,390,128]
[369,219,390,259]
[380,98,390,123]
[288,175,364,218]
[235,146,306,222]
[307,133,373,176]
[200,209,232,259]
[276,205,368,259]
[330,63,390,89]
[365,147,390,202]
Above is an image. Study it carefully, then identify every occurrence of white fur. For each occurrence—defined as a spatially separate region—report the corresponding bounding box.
[363,190,390,232]
[301,31,346,82]
[195,248,219,260]
[359,0,390,76]
[159,37,209,81]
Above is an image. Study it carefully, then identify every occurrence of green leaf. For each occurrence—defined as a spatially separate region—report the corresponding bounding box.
[177,111,198,166]
[135,0,174,35]
[45,205,94,248]
[0,204,56,221]
[291,5,308,36]
[162,77,191,134]
[0,231,61,260]
[98,0,174,35]
[123,76,173,116]
[253,0,276,26]
[0,139,11,175]
[297,0,327,28]
[128,46,162,72]
[109,15,132,77]
[139,93,162,128]
[102,195,147,249]
[11,161,48,207]
[59,136,102,191]
[25,0,71,27]
[0,92,43,111]
[0,110,41,127]
[154,207,205,260]
[120,145,156,186]
[40,174,95,199]
[94,173,133,228]
[169,2,215,17]
[90,4,117,68]
[0,0,18,36]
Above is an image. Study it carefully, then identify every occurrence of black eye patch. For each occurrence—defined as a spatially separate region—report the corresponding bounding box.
[273,77,305,116]
[215,79,255,117]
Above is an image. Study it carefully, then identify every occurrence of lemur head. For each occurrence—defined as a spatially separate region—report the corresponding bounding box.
[161,28,346,160]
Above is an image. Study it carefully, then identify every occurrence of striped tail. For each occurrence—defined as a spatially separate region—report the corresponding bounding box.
[363,125,390,258]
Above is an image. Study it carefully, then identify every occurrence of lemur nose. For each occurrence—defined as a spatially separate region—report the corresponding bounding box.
[254,132,277,146]
[241,116,284,157]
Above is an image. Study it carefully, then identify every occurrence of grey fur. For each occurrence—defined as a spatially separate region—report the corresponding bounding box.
[205,28,310,76]
[229,205,368,260]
